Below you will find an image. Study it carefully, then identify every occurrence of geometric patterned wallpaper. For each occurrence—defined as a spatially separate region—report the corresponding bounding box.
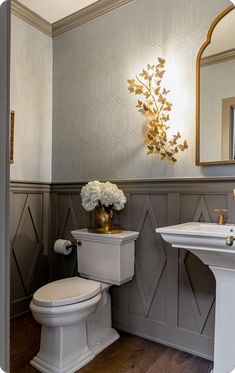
[10,16,52,182]
[52,0,234,182]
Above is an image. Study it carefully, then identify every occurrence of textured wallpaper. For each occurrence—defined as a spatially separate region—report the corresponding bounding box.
[10,16,52,182]
[52,0,234,182]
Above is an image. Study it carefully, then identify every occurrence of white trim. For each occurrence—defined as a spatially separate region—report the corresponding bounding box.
[0,1,10,371]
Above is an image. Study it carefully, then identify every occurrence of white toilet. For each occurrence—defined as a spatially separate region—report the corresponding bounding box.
[30,229,139,373]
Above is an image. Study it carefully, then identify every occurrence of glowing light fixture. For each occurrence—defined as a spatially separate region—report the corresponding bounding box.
[127,58,188,163]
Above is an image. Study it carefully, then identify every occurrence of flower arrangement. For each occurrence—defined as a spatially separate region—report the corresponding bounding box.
[81,181,127,212]
[128,57,188,163]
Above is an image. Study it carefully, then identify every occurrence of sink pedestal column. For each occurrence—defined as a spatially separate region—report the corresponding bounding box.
[209,266,235,373]
[157,222,235,373]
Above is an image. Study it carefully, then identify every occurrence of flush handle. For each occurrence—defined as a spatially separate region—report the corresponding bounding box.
[226,236,235,246]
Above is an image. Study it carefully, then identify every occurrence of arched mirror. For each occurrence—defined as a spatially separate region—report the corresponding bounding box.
[196,4,235,165]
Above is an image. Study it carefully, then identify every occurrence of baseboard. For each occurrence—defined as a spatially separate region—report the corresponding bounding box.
[113,324,214,362]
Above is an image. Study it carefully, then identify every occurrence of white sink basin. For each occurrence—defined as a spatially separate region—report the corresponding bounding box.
[157,222,235,251]
[156,222,235,373]
[158,221,235,235]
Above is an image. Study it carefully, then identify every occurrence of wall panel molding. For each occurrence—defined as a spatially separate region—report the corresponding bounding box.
[10,181,51,317]
[49,178,235,360]
[10,178,235,357]
[10,181,51,193]
[51,177,235,194]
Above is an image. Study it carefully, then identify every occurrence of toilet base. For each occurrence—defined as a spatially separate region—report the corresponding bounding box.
[89,327,119,355]
[87,284,120,355]
[30,349,94,373]
[30,284,120,372]
[30,320,95,373]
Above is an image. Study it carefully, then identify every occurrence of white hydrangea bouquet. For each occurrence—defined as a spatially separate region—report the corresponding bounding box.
[81,181,126,211]
[81,181,127,233]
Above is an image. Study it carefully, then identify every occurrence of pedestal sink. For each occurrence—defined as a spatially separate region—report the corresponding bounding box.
[156,222,235,373]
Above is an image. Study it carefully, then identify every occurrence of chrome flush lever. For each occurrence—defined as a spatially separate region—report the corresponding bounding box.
[226,236,235,246]
[226,229,235,246]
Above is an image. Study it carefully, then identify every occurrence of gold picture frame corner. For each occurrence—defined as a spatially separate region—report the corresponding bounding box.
[10,110,15,165]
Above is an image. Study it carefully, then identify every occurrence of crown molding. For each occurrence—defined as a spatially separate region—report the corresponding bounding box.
[201,48,235,67]
[11,0,52,37]
[52,0,135,37]
[11,0,135,38]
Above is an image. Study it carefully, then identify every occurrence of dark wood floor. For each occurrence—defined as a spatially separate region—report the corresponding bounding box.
[11,313,213,373]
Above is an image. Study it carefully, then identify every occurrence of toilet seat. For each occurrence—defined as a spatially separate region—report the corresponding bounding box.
[32,277,101,307]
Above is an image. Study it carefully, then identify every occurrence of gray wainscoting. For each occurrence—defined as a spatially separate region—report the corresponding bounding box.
[10,178,235,359]
[50,178,235,360]
[10,182,50,317]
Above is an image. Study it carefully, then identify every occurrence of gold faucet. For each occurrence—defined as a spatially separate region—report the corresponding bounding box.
[214,209,227,225]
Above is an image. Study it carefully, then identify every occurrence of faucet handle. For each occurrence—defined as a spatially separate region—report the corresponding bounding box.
[214,209,228,225]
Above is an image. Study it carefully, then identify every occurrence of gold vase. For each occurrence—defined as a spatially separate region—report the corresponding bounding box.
[94,204,113,233]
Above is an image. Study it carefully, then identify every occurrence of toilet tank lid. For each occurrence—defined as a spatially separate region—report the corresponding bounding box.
[32,277,101,307]
[72,228,139,244]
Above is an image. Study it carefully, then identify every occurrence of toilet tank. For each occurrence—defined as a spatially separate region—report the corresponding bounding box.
[71,229,139,285]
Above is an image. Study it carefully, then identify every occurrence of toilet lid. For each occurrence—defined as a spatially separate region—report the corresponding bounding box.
[32,277,101,307]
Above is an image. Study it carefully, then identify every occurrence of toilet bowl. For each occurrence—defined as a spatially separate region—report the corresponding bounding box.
[30,229,139,373]
[30,277,102,373]
[30,278,119,373]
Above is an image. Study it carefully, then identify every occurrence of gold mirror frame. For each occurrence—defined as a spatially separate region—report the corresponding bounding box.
[196,4,235,166]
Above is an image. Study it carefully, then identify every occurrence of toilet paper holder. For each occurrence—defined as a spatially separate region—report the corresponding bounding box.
[54,239,81,256]
[66,241,80,250]
[67,241,82,249]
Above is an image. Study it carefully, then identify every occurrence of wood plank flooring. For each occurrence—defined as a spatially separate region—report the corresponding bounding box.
[11,313,213,373]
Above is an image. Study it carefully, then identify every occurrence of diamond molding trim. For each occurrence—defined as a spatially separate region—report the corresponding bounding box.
[9,178,235,358]
[10,182,50,317]
[49,178,235,360]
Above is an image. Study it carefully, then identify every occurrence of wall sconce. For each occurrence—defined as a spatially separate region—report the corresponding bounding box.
[128,58,188,163]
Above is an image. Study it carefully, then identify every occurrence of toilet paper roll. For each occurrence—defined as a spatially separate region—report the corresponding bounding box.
[54,239,72,255]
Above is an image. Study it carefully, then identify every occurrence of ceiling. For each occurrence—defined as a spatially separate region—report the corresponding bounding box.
[18,0,99,23]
